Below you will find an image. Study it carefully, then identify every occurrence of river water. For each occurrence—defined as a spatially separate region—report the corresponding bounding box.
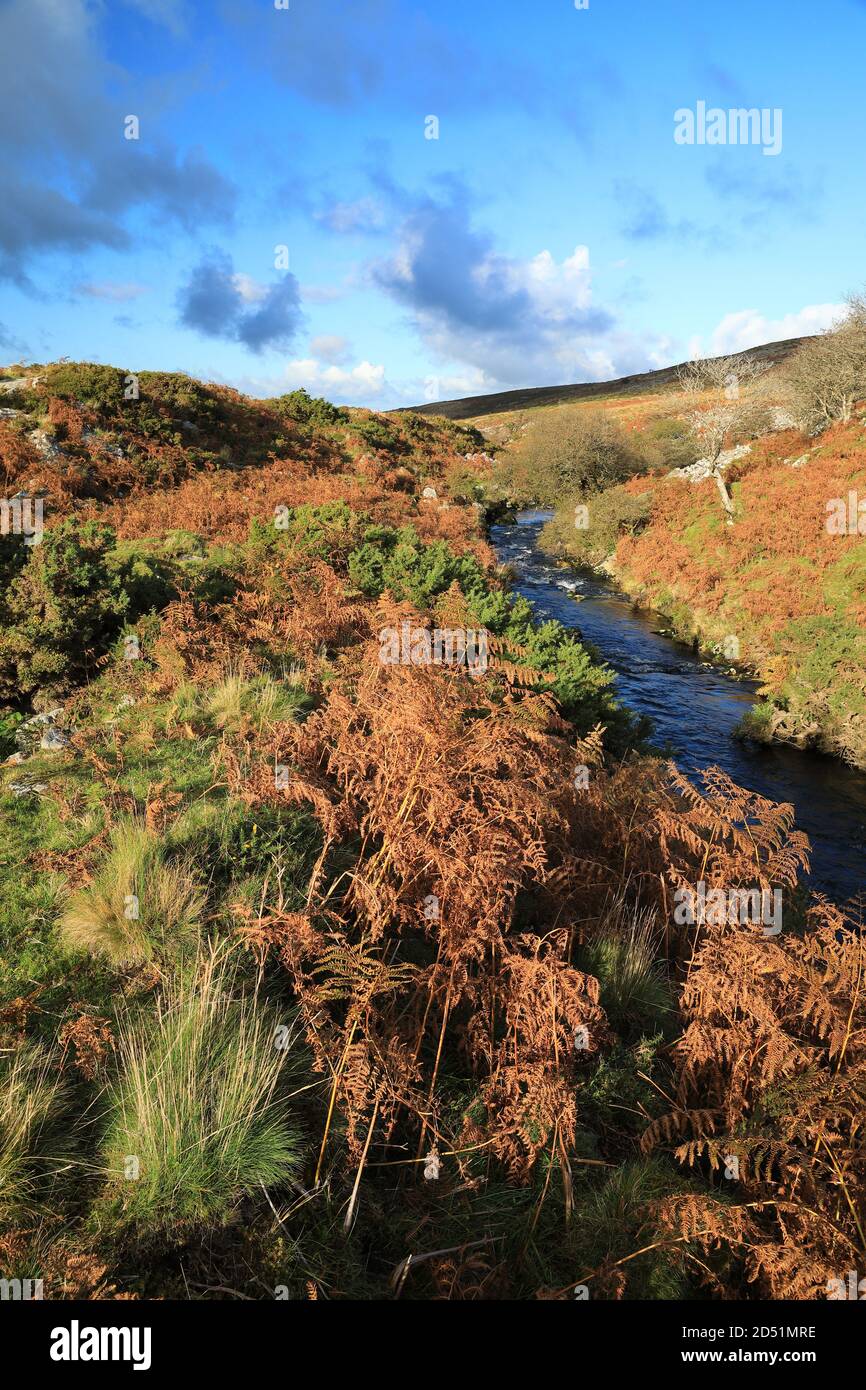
[491,510,866,905]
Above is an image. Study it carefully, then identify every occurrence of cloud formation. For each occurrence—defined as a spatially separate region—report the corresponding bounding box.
[0,0,234,282]
[177,252,304,352]
[222,0,606,142]
[693,302,843,358]
[372,180,668,390]
[310,334,350,364]
[241,357,387,405]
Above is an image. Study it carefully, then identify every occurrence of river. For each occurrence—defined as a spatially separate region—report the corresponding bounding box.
[491,510,866,905]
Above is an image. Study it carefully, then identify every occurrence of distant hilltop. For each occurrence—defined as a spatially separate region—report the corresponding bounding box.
[403,335,813,421]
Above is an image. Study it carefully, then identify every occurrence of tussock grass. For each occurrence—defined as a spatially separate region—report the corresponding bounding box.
[0,1046,71,1226]
[572,1159,692,1300]
[579,896,673,1035]
[60,818,204,966]
[206,673,306,735]
[95,952,307,1238]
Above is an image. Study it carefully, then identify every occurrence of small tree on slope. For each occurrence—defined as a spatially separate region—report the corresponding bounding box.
[677,352,769,526]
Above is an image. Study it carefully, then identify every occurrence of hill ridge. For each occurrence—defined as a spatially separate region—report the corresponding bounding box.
[402,334,813,421]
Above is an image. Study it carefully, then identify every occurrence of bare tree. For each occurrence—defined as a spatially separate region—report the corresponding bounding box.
[677,352,768,525]
[781,295,866,434]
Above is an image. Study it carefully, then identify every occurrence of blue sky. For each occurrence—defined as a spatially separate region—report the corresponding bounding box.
[1,0,864,406]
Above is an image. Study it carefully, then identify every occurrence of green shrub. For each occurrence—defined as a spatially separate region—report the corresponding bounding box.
[42,362,127,412]
[271,388,347,428]
[0,519,128,699]
[466,586,649,749]
[109,532,238,612]
[636,415,696,471]
[249,499,363,566]
[398,411,485,452]
[446,419,485,452]
[136,371,223,423]
[542,485,652,567]
[96,954,307,1238]
[348,525,488,605]
[354,414,406,453]
[510,408,644,505]
[345,520,649,751]
[0,708,25,759]
[444,461,488,503]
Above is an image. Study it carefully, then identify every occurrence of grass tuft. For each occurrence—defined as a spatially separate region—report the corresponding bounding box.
[206,672,307,736]
[60,818,204,967]
[0,1045,72,1227]
[579,895,674,1036]
[95,951,307,1238]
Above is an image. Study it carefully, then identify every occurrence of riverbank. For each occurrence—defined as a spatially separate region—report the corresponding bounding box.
[495,511,866,903]
[538,418,866,772]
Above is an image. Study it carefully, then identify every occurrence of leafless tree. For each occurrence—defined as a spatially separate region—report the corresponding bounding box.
[781,295,866,434]
[677,352,769,525]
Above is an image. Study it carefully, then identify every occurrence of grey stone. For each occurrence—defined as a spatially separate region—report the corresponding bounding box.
[27,428,65,460]
[9,779,49,798]
[40,726,70,752]
[669,443,751,482]
[15,707,66,756]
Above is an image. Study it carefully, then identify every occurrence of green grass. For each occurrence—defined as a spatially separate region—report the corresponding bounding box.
[0,1045,72,1227]
[205,671,308,735]
[60,818,204,968]
[94,952,309,1239]
[577,896,674,1038]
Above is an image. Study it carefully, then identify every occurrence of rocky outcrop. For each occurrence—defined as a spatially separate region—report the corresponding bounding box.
[668,443,751,482]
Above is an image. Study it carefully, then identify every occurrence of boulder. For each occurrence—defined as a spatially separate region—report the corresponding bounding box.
[15,708,66,757]
[9,778,49,798]
[27,428,65,460]
[669,443,751,482]
[40,726,70,752]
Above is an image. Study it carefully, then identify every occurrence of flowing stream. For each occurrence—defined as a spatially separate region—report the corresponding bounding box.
[491,510,866,905]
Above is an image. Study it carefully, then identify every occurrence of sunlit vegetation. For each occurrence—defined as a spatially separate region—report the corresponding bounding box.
[0,361,862,1302]
[536,310,866,768]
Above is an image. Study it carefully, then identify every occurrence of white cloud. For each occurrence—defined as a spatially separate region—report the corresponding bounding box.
[232,272,268,304]
[77,281,148,302]
[374,185,674,391]
[310,333,350,364]
[697,302,844,357]
[245,357,387,404]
